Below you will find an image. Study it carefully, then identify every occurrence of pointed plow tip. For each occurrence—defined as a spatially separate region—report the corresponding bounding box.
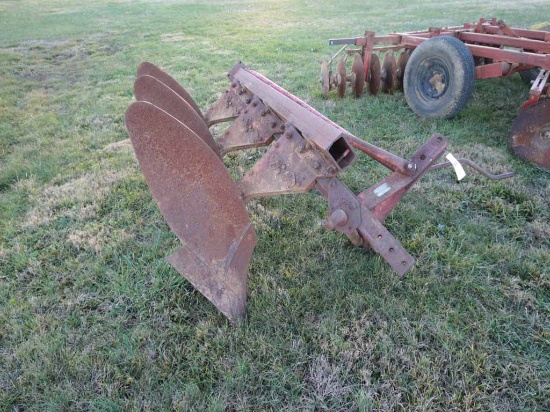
[166,247,248,324]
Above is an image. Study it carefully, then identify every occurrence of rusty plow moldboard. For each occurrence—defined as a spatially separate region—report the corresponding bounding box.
[125,61,510,323]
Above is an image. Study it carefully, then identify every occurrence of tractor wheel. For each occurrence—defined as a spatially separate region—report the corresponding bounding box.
[404,36,475,118]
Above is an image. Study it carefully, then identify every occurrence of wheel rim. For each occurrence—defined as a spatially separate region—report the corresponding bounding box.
[416,58,450,101]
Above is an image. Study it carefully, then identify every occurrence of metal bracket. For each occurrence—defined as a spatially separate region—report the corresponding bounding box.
[217,95,284,154]
[238,125,338,201]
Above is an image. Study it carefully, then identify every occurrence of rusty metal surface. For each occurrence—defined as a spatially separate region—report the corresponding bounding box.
[217,96,284,154]
[315,176,414,275]
[396,50,410,91]
[509,100,550,169]
[136,62,204,119]
[357,204,415,276]
[238,126,338,201]
[337,59,346,98]
[133,75,220,158]
[351,54,365,98]
[228,63,356,166]
[358,133,448,221]
[381,53,397,94]
[125,101,257,322]
[368,54,381,95]
[204,88,249,127]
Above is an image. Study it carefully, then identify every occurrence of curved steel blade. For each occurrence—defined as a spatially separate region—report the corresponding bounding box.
[351,54,365,98]
[510,100,550,169]
[125,101,257,322]
[134,74,221,158]
[381,53,397,94]
[136,61,204,120]
[369,54,381,95]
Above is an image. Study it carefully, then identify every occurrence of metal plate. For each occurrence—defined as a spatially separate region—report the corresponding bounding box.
[382,53,397,94]
[509,99,550,169]
[125,101,257,322]
[337,58,346,98]
[320,59,330,99]
[134,75,220,158]
[136,61,204,119]
[368,54,381,95]
[351,54,365,98]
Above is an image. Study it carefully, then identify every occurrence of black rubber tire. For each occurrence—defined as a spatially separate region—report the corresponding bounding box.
[404,36,475,119]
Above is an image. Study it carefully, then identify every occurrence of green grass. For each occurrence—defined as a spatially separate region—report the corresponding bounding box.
[1,0,549,410]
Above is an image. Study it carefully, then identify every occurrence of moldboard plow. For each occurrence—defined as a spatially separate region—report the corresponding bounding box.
[125,61,512,323]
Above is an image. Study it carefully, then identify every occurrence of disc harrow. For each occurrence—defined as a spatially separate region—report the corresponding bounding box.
[322,18,550,169]
[126,61,512,323]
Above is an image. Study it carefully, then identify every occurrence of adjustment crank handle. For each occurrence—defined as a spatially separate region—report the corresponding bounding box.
[427,158,514,180]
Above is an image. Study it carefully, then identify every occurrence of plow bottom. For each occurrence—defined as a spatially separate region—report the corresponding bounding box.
[126,101,257,322]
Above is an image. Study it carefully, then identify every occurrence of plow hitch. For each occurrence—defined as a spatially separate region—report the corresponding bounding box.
[125,61,511,323]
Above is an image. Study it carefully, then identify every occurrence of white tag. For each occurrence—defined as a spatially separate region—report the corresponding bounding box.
[373,182,391,197]
[446,153,466,181]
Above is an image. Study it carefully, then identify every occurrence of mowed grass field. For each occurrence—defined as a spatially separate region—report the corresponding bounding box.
[1,0,549,410]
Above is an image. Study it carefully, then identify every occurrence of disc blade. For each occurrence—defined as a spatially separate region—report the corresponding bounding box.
[382,54,397,94]
[337,58,346,98]
[509,100,550,169]
[136,61,204,119]
[134,74,220,158]
[368,54,381,95]
[396,50,410,91]
[125,101,258,322]
[351,54,365,98]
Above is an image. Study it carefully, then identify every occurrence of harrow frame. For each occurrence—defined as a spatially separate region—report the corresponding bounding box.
[322,18,550,169]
